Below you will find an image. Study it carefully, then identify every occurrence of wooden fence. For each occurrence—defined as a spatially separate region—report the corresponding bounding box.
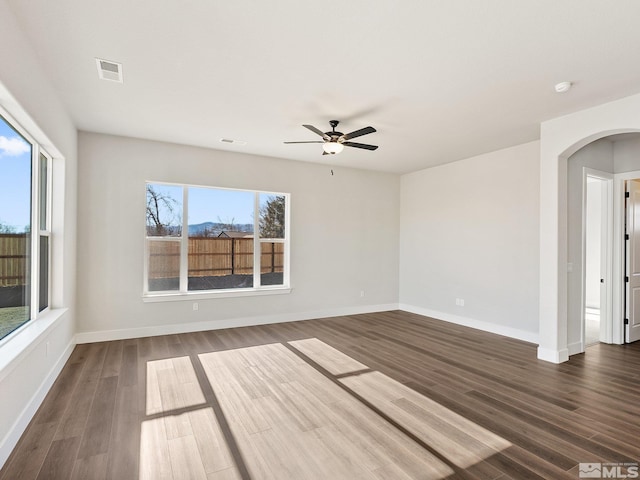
[148,237,284,280]
[0,234,29,287]
[1,235,285,286]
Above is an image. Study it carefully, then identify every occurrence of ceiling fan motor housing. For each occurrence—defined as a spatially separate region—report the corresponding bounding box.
[327,120,343,140]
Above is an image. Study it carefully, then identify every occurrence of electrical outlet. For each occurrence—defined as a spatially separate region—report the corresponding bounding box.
[456,298,465,307]
[193,302,199,311]
[360,290,365,298]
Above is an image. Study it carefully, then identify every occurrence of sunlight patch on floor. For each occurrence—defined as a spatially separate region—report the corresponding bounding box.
[341,370,512,469]
[140,407,239,480]
[139,340,512,479]
[200,343,454,479]
[145,356,205,415]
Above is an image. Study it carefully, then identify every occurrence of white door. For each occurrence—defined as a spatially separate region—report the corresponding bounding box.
[585,177,603,346]
[625,179,640,343]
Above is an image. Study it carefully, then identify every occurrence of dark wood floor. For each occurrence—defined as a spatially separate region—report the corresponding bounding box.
[2,310,640,479]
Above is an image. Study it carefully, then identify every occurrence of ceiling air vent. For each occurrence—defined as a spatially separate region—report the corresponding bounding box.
[95,58,123,83]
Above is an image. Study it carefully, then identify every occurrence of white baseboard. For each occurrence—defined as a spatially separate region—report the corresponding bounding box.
[537,346,569,364]
[0,338,75,469]
[398,303,540,344]
[567,341,584,356]
[75,303,400,344]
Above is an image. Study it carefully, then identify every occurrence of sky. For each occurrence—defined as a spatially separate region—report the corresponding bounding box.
[189,186,254,225]
[0,117,31,233]
[148,183,255,227]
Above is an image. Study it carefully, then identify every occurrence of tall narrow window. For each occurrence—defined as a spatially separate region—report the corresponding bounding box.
[0,111,53,342]
[259,193,285,286]
[145,184,183,292]
[0,115,32,339]
[144,182,289,297]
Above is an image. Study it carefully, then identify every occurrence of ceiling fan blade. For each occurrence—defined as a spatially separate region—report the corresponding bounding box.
[284,141,324,144]
[342,126,376,141]
[343,141,378,151]
[303,124,330,140]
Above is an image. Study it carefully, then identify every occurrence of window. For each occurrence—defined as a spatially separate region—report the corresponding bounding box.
[0,112,51,341]
[144,182,289,298]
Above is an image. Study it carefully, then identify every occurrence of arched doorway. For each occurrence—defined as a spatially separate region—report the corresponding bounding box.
[565,134,640,356]
[538,92,640,363]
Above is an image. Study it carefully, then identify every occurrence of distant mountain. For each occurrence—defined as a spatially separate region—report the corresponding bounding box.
[188,222,253,236]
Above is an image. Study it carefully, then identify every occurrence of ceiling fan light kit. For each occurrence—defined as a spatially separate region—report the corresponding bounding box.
[284,120,378,155]
[554,81,572,93]
[323,142,344,155]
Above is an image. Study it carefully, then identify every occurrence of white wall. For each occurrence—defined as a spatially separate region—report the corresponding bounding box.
[0,0,77,467]
[76,132,400,340]
[399,141,540,342]
[614,136,640,173]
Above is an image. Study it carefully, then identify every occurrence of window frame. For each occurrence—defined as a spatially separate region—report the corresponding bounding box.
[143,181,291,302]
[0,107,52,343]
[36,151,52,313]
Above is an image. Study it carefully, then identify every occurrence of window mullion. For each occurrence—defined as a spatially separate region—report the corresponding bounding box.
[180,187,189,292]
[253,192,261,288]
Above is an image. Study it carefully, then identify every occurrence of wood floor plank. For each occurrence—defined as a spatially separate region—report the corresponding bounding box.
[120,343,138,387]
[33,361,85,426]
[288,337,369,375]
[167,434,208,480]
[76,375,118,459]
[0,422,58,480]
[70,453,108,480]
[100,341,123,378]
[52,344,107,441]
[35,436,81,480]
[207,467,242,480]
[106,384,140,480]
[140,417,172,480]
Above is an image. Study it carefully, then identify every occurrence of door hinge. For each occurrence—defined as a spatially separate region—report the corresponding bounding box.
[625,318,630,325]
[626,276,630,282]
[626,233,630,240]
[626,191,630,198]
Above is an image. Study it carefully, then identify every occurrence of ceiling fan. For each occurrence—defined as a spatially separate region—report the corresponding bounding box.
[284,120,378,155]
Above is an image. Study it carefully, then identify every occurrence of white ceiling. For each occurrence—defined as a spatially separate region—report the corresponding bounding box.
[8,0,640,174]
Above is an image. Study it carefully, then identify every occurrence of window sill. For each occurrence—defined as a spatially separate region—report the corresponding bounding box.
[142,286,292,303]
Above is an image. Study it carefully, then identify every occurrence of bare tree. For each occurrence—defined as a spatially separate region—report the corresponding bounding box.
[146,185,181,235]
[259,195,285,238]
[0,219,16,234]
[217,216,237,232]
[199,224,218,237]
